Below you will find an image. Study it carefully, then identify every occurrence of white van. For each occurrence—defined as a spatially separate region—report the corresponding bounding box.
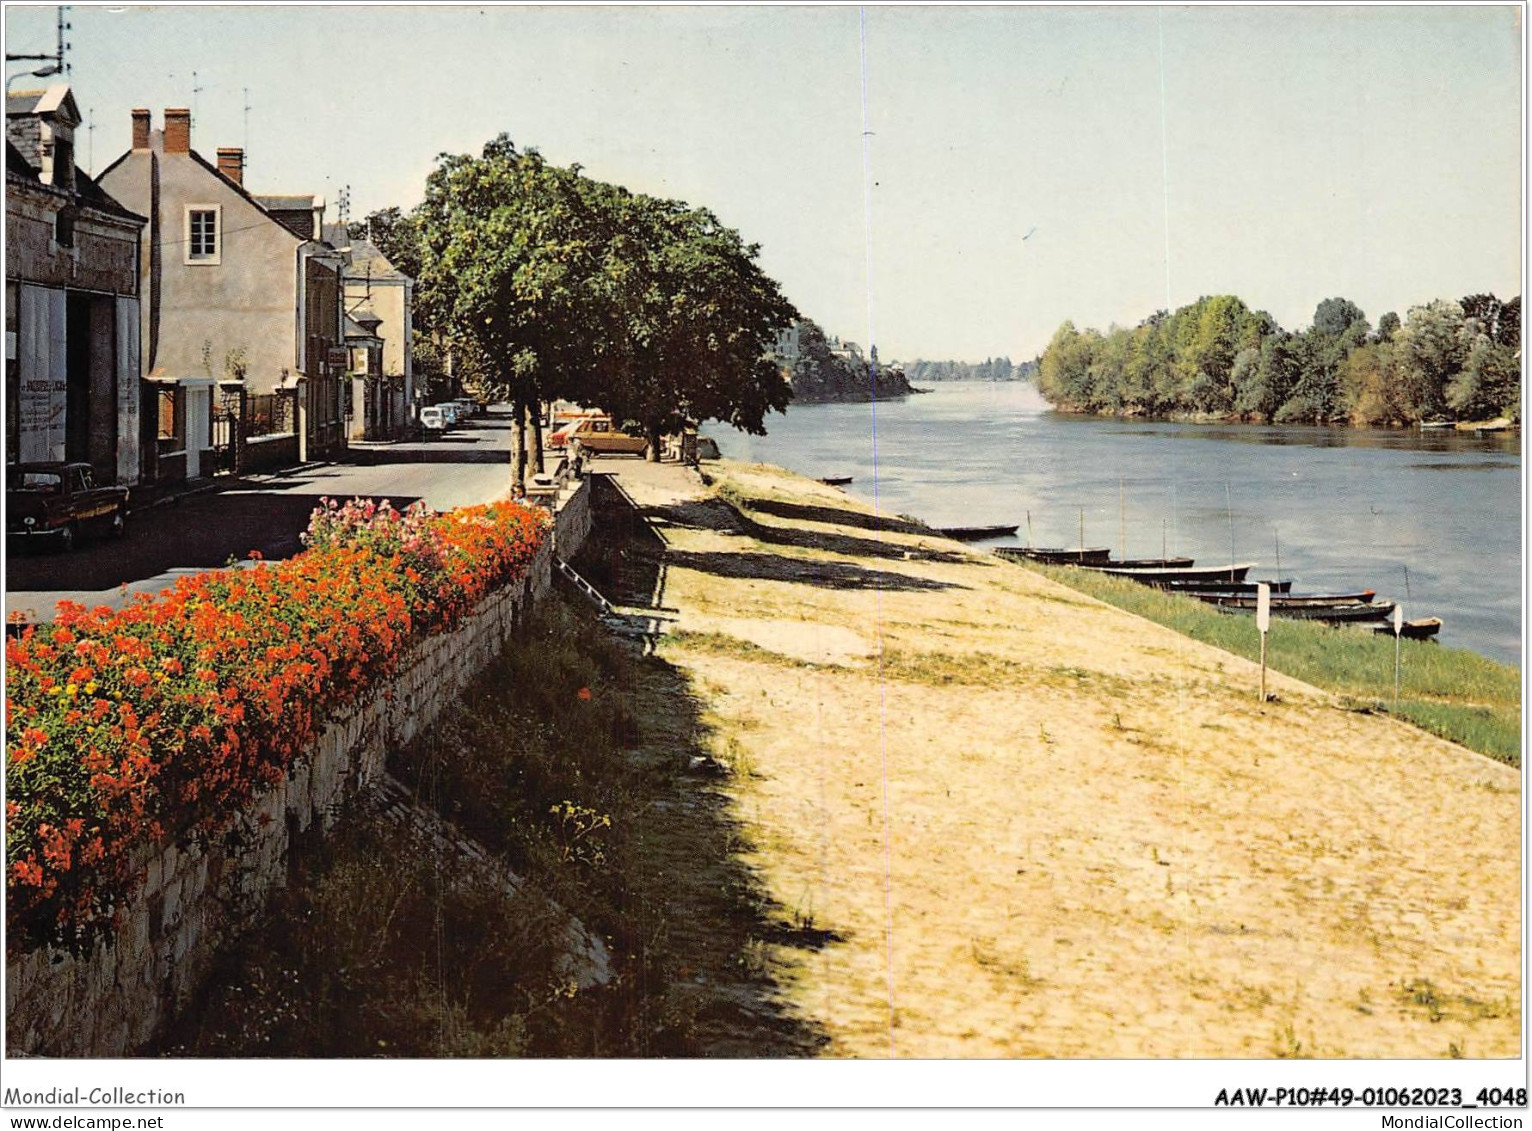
[420,406,447,433]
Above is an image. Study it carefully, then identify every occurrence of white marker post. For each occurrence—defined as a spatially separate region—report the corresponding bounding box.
[1256,582,1271,703]
[1393,603,1405,705]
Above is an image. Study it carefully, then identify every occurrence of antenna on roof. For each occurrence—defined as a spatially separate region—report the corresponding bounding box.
[242,86,251,156]
[191,69,204,124]
[338,184,351,225]
[86,107,93,172]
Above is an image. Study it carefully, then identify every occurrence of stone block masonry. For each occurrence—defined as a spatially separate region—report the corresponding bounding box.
[5,478,588,1057]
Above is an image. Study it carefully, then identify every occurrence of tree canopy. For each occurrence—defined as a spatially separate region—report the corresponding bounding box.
[410,134,797,488]
[1036,293,1521,426]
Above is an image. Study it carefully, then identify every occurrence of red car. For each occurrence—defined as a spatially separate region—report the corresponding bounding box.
[7,461,129,551]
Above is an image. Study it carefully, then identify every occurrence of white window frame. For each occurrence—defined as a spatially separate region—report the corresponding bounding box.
[184,203,222,265]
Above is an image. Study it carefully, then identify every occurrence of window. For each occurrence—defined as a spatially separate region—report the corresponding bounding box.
[11,471,62,494]
[54,207,75,249]
[50,136,73,190]
[184,204,221,264]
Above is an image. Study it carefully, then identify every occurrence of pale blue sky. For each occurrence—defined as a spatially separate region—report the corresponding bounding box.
[4,3,1523,361]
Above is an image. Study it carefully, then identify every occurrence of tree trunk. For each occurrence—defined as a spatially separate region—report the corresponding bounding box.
[513,395,528,497]
[646,419,662,463]
[531,394,545,475]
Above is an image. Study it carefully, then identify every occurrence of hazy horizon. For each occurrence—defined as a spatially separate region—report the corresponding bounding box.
[4,4,1521,362]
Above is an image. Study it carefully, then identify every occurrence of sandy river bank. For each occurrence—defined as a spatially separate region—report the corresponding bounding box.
[595,456,1520,1058]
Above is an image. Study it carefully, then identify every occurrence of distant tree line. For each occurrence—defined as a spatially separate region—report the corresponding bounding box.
[351,135,797,491]
[1036,293,1521,426]
[902,356,1036,383]
[789,319,914,403]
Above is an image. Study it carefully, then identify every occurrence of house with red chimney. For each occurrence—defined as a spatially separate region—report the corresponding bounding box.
[98,106,346,474]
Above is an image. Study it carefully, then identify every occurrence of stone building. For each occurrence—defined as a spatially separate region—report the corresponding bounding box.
[97,107,347,466]
[5,85,147,485]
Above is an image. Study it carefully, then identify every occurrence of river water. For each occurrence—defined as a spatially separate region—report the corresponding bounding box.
[715,381,1523,667]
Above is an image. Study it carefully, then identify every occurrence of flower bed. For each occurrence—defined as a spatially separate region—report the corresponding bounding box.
[6,498,549,952]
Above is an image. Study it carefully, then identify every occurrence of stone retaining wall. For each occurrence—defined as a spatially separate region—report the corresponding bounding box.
[6,478,587,1057]
[552,472,592,558]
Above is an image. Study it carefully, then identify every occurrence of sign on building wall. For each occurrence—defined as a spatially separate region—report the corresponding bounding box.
[116,297,141,485]
[17,284,67,462]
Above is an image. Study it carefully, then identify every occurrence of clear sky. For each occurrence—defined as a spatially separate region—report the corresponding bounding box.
[4,3,1522,361]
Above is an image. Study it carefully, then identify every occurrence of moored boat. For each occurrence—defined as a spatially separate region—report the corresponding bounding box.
[1097,556,1195,570]
[994,546,1112,565]
[1213,599,1396,624]
[1089,561,1256,584]
[819,476,854,486]
[938,524,1020,541]
[1373,616,1444,640]
[1153,577,1295,595]
[1182,589,1376,609]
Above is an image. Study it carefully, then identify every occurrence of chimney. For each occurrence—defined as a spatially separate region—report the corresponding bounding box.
[216,146,244,186]
[163,107,190,154]
[131,108,151,151]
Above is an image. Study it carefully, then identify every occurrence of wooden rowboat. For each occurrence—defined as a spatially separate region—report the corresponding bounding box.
[819,476,854,486]
[1099,556,1195,570]
[1373,616,1443,640]
[994,546,1112,565]
[1183,589,1376,609]
[1090,561,1256,584]
[937,524,1020,541]
[1214,599,1395,624]
[1153,577,1295,595]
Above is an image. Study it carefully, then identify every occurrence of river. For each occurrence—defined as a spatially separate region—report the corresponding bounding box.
[715,381,1523,667]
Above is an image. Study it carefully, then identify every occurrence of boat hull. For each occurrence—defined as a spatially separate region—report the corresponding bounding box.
[1373,617,1444,640]
[1216,600,1395,624]
[995,546,1112,565]
[1184,589,1376,609]
[938,525,1020,541]
[1091,562,1256,584]
[1153,578,1295,595]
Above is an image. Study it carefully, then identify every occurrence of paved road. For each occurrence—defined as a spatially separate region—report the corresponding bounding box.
[6,407,523,622]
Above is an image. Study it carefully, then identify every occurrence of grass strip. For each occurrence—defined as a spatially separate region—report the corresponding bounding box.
[1022,561,1521,766]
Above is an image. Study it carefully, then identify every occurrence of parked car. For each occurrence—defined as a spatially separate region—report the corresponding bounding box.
[434,402,460,426]
[420,405,448,433]
[549,413,614,449]
[7,461,129,551]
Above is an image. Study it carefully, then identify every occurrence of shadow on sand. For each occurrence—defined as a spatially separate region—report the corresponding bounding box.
[737,496,932,536]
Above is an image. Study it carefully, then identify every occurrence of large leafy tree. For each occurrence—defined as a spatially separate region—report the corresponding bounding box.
[1390,300,1467,422]
[582,192,798,459]
[414,134,798,486]
[1278,297,1370,423]
[416,137,614,492]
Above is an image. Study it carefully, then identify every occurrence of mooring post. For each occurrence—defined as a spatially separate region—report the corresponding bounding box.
[1256,582,1270,703]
